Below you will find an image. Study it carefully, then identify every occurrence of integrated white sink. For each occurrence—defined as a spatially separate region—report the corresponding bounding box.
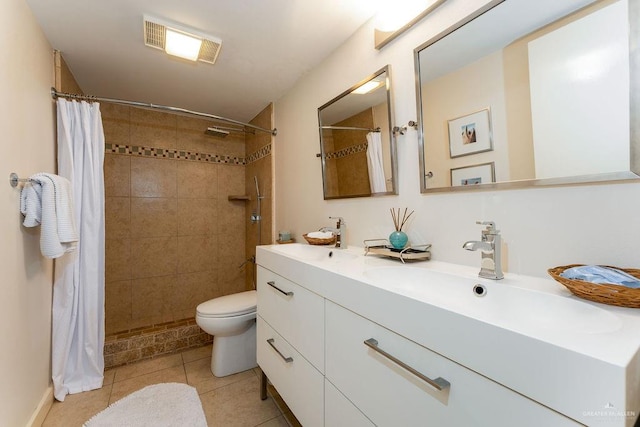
[267,245,622,335]
[271,243,357,262]
[361,266,622,335]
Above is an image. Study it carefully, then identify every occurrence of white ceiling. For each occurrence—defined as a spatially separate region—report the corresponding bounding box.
[26,0,380,122]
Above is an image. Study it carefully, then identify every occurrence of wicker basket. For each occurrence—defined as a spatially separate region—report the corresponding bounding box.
[303,233,336,246]
[548,264,640,308]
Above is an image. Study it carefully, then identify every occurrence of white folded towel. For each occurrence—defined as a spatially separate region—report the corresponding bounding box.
[20,173,78,259]
[307,231,334,239]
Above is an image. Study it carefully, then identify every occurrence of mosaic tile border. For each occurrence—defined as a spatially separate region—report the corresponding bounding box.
[105,143,244,164]
[246,143,271,164]
[324,142,368,160]
[105,143,272,165]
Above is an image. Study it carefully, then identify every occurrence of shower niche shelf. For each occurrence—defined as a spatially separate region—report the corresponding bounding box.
[228,195,251,201]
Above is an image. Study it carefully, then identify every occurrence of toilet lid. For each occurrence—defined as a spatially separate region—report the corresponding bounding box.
[197,290,257,318]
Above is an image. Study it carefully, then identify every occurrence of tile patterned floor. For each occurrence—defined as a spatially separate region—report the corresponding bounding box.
[42,345,300,427]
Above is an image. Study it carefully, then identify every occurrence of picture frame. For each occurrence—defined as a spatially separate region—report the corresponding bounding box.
[448,108,492,158]
[450,162,495,187]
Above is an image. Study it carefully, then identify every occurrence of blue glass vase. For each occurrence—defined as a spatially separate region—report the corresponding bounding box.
[389,231,408,249]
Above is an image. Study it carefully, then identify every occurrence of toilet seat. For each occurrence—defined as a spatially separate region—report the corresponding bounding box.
[197,290,256,318]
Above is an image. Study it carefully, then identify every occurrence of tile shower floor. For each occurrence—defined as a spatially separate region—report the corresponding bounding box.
[42,344,301,427]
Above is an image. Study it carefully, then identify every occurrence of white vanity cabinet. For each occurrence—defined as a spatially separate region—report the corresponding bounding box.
[257,265,577,427]
[324,379,374,427]
[256,246,640,426]
[256,266,324,371]
[256,266,325,426]
[325,300,578,427]
[257,318,324,426]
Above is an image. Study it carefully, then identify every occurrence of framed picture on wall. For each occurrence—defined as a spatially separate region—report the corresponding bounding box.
[448,108,492,158]
[450,162,495,187]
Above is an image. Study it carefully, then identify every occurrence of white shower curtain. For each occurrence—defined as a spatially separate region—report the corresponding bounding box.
[52,99,105,401]
[366,132,387,193]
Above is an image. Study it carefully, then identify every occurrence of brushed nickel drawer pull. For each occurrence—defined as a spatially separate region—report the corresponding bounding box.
[267,338,293,363]
[267,281,294,296]
[364,338,450,391]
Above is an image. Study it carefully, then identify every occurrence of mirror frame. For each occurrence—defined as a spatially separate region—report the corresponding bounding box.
[414,0,640,193]
[318,65,398,199]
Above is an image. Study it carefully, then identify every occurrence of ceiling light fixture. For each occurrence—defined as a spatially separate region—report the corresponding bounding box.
[374,0,447,50]
[143,15,222,64]
[352,80,383,94]
[165,28,202,61]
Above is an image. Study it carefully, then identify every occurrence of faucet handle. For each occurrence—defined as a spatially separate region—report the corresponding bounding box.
[476,220,497,233]
[330,216,345,225]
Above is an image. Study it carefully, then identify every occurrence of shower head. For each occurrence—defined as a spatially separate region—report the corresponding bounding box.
[204,127,230,138]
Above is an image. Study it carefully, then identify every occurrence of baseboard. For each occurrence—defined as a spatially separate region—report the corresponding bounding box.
[26,385,54,427]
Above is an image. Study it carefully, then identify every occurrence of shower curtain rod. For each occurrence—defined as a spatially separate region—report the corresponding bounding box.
[322,125,380,132]
[51,88,277,136]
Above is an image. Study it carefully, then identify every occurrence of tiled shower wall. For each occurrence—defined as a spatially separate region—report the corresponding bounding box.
[245,105,274,287]
[323,108,374,198]
[102,103,271,366]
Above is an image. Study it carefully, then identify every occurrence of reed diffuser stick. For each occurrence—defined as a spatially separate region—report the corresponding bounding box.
[390,208,398,231]
[390,207,414,232]
[400,210,414,231]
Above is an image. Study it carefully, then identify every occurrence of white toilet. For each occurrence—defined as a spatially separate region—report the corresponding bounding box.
[196,290,257,377]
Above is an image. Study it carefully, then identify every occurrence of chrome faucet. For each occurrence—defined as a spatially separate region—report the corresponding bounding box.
[463,221,504,280]
[328,216,347,249]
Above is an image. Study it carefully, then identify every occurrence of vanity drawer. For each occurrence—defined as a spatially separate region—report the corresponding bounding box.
[325,379,374,427]
[325,301,578,427]
[257,266,324,371]
[257,316,323,427]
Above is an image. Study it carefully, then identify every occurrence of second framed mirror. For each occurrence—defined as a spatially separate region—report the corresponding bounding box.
[318,66,397,199]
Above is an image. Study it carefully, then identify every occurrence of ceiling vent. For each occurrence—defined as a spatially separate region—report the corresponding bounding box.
[199,39,222,65]
[144,19,166,50]
[143,15,222,65]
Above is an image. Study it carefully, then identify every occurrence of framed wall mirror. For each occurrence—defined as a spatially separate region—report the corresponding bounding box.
[318,66,398,199]
[415,0,640,192]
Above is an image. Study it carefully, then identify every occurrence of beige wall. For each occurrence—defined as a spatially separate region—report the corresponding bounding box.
[274,0,640,278]
[102,104,247,335]
[0,0,56,425]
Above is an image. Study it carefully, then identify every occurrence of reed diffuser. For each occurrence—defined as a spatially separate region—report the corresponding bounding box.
[389,208,414,249]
